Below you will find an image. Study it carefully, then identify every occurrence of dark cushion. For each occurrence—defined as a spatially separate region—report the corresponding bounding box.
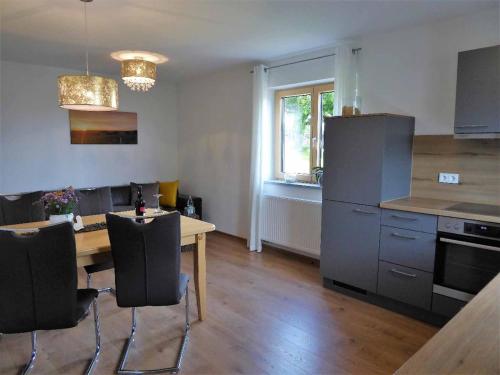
[0,191,45,225]
[75,187,113,216]
[130,182,159,209]
[111,185,131,206]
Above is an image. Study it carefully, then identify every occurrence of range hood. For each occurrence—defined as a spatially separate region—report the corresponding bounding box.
[453,45,499,139]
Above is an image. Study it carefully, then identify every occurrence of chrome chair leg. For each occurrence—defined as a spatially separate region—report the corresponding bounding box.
[117,307,137,373]
[87,273,116,296]
[21,331,37,375]
[174,287,190,370]
[17,301,99,375]
[117,286,190,374]
[86,298,101,375]
[98,287,116,295]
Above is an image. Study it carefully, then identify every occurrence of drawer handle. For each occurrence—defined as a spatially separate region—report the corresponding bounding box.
[390,214,417,221]
[391,232,419,240]
[353,209,377,215]
[390,268,417,278]
[455,125,488,129]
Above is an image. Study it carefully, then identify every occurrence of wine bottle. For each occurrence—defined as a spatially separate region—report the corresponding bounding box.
[135,185,146,222]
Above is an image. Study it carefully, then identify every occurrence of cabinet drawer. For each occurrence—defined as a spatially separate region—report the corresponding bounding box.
[379,226,436,272]
[381,209,437,233]
[377,261,433,310]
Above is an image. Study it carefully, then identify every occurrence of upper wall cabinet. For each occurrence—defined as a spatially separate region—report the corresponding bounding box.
[455,45,500,138]
[322,114,415,206]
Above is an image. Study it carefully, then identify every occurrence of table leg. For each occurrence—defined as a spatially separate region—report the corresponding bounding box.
[194,233,207,320]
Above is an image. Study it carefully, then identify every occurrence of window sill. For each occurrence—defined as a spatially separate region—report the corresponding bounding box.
[264,179,322,189]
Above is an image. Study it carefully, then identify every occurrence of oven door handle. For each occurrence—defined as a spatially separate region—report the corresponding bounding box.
[440,237,500,253]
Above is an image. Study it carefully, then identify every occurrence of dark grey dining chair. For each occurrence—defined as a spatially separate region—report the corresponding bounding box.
[0,222,100,375]
[76,187,116,295]
[0,191,45,226]
[105,212,189,374]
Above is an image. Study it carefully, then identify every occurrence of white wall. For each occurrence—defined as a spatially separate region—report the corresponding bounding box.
[178,64,253,238]
[360,8,499,135]
[267,48,335,89]
[0,61,178,193]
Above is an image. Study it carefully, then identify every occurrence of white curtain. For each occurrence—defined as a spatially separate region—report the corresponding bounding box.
[333,45,354,116]
[248,64,269,252]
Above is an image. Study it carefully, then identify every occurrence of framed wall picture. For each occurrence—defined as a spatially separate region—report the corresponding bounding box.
[69,110,138,144]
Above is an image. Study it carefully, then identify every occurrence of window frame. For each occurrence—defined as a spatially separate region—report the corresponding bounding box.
[274,82,334,182]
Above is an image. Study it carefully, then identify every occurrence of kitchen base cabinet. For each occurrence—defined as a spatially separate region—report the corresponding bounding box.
[377,261,433,310]
[381,209,437,234]
[431,293,467,318]
[379,226,436,272]
[320,201,381,293]
[323,278,448,327]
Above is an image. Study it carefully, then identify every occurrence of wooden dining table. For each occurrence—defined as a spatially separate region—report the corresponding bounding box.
[1,210,216,321]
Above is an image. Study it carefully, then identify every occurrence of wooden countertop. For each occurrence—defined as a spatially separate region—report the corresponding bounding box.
[380,197,500,224]
[396,273,500,374]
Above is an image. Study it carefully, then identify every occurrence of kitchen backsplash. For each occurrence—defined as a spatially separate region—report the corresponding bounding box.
[411,135,500,205]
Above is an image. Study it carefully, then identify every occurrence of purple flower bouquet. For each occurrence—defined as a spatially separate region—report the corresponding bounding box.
[40,186,78,215]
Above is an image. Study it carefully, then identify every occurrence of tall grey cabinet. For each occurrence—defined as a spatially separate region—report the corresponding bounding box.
[320,114,415,293]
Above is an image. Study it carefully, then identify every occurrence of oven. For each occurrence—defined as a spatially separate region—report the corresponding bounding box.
[434,217,500,303]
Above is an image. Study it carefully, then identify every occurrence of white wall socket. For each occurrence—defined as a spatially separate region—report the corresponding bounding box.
[438,172,460,184]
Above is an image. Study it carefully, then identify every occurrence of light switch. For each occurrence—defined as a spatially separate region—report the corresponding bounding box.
[438,173,460,184]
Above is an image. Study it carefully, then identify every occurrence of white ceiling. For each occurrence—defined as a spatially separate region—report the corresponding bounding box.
[1,0,497,82]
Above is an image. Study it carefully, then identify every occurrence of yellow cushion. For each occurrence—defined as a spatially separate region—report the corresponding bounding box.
[159,180,179,207]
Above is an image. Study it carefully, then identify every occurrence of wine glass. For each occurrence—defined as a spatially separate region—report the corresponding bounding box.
[153,194,163,214]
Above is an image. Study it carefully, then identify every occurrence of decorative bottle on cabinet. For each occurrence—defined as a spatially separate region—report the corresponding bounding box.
[342,48,362,116]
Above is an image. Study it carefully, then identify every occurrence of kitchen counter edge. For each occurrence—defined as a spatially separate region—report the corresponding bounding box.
[380,197,500,224]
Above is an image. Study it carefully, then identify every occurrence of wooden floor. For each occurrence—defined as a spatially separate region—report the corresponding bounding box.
[0,232,437,374]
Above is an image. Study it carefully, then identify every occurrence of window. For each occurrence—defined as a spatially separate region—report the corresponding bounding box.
[274,83,334,182]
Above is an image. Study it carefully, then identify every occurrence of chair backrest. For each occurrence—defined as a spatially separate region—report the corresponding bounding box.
[0,222,78,334]
[76,186,113,216]
[105,212,181,308]
[0,191,45,225]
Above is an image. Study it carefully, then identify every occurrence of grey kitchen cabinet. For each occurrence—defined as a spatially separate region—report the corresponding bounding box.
[322,114,415,206]
[378,208,437,309]
[377,261,433,310]
[432,293,467,318]
[379,226,436,272]
[455,45,500,136]
[320,201,381,293]
[381,209,437,234]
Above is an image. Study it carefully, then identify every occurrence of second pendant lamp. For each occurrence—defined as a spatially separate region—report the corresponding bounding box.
[111,50,168,92]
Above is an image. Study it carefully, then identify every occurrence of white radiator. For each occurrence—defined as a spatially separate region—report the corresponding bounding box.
[260,195,322,258]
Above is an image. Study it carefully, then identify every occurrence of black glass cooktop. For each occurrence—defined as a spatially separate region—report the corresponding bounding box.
[447,202,500,218]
